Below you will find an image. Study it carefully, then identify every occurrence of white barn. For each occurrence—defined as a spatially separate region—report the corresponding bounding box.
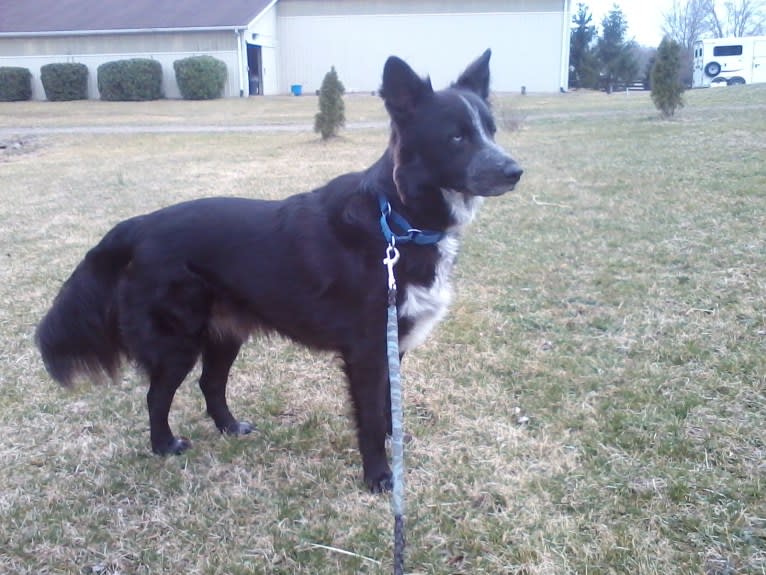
[0,0,572,99]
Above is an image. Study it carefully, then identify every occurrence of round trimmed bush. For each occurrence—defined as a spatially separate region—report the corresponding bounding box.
[97,59,163,101]
[41,63,89,101]
[0,67,32,101]
[173,55,227,100]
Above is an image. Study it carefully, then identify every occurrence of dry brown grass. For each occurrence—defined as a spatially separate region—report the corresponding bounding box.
[1,85,765,574]
[0,94,387,130]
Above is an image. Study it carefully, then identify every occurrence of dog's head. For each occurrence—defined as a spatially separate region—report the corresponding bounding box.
[380,49,522,200]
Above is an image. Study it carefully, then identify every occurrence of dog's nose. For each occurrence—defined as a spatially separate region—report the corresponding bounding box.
[504,162,523,183]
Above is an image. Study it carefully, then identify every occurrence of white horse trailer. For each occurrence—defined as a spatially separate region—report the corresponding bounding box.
[693,36,766,87]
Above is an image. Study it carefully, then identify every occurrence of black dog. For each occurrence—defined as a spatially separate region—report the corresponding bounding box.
[36,50,522,493]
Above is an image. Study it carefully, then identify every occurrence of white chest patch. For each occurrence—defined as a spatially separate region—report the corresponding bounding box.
[398,235,458,352]
[441,189,484,230]
[398,190,483,352]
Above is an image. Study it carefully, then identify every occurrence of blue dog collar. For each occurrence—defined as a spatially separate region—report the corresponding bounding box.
[378,195,444,246]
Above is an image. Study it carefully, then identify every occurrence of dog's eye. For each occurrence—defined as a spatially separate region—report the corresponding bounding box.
[450,134,464,144]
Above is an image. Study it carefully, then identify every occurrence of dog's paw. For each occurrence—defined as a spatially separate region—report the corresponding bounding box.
[365,470,394,494]
[223,421,255,436]
[152,436,192,456]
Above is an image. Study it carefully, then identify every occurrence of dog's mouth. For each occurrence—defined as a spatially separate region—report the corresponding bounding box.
[468,171,523,197]
[481,180,520,196]
[466,156,523,197]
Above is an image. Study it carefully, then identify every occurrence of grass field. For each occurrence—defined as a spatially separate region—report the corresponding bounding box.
[1,85,765,574]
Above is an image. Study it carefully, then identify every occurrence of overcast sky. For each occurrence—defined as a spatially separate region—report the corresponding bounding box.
[585,0,672,47]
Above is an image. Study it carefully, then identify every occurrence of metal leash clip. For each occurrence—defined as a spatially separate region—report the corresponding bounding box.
[383,240,400,292]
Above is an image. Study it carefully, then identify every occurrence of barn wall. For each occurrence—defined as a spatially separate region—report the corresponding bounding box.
[276,0,565,94]
[245,1,280,95]
[0,31,242,99]
[0,0,567,98]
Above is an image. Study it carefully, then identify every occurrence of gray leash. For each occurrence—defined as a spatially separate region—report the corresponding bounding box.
[383,242,406,575]
[378,193,443,574]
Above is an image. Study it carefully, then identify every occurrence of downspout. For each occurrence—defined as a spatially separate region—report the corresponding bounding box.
[235,28,246,97]
[560,0,571,91]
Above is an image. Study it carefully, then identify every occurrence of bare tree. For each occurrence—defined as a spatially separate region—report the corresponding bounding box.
[663,0,710,50]
[703,0,726,36]
[663,0,709,85]
[725,0,766,35]
[702,0,766,36]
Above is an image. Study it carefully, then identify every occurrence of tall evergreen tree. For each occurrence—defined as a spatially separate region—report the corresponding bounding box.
[651,37,685,118]
[597,4,639,92]
[569,3,600,88]
[314,66,346,140]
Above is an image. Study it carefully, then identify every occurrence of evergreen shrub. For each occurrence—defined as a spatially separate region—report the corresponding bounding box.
[0,67,32,101]
[41,63,89,101]
[314,66,345,140]
[98,59,163,101]
[174,55,227,100]
[651,37,685,118]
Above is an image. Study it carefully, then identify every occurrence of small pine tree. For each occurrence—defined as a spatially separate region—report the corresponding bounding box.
[314,66,346,140]
[651,37,685,118]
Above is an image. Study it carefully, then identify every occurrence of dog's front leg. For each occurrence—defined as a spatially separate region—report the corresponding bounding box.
[344,347,392,493]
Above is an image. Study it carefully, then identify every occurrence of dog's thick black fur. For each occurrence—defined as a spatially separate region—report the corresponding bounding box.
[36,50,522,492]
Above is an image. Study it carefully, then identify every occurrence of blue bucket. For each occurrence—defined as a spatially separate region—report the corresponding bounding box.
[290,84,302,96]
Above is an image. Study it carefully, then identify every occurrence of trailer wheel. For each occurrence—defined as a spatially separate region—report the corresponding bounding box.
[704,61,721,77]
[727,76,746,86]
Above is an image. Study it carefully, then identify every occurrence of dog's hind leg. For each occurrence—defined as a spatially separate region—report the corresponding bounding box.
[199,337,253,436]
[147,355,197,455]
[120,271,213,455]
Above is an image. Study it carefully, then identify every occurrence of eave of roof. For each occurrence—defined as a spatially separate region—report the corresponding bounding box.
[0,0,276,37]
[0,26,248,38]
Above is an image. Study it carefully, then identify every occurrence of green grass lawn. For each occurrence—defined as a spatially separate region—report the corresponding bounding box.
[1,85,764,574]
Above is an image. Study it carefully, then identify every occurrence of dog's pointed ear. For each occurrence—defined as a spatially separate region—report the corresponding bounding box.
[380,56,433,124]
[455,49,492,100]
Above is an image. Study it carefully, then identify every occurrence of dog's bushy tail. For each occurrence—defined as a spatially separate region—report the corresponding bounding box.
[35,217,141,385]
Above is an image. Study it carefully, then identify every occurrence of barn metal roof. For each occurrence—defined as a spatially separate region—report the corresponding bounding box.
[0,0,276,35]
